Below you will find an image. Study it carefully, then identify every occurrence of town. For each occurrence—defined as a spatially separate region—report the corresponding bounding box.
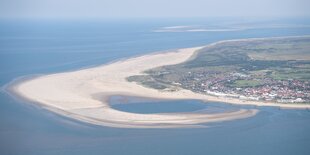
[175,71,310,103]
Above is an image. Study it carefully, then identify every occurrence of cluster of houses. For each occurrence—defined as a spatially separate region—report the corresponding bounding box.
[175,71,310,103]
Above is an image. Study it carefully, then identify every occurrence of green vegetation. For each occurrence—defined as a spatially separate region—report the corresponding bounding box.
[229,80,262,88]
[246,39,310,60]
[126,75,169,90]
[271,69,310,80]
[127,37,310,103]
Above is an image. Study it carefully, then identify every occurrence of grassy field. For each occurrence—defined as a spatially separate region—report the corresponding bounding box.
[230,80,262,88]
[246,39,310,60]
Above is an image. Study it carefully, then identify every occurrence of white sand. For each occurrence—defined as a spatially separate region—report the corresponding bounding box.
[12,41,310,128]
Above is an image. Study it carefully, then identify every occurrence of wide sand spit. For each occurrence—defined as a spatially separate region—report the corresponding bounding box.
[10,38,310,128]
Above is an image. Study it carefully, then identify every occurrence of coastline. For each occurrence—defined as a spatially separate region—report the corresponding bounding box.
[6,36,310,128]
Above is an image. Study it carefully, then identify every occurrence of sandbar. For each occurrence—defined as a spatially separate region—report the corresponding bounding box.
[9,38,310,128]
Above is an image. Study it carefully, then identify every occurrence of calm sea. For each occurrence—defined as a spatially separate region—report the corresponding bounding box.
[1,18,310,155]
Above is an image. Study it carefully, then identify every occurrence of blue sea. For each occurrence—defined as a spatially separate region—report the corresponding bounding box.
[1,18,310,155]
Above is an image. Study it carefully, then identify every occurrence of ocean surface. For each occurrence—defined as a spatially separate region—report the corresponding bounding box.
[1,18,310,155]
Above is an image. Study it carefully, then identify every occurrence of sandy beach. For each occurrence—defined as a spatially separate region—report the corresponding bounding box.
[9,39,310,128]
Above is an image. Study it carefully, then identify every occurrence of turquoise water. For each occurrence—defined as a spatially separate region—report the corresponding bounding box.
[1,18,310,155]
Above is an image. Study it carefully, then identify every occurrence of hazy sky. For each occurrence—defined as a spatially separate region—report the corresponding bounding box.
[0,0,309,19]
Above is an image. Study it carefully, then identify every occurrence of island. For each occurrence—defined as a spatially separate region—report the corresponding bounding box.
[128,36,310,104]
[8,36,310,129]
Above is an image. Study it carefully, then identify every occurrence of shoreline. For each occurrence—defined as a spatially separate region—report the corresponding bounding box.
[6,36,310,128]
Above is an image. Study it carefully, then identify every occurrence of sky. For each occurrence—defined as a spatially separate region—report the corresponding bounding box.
[0,0,310,19]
